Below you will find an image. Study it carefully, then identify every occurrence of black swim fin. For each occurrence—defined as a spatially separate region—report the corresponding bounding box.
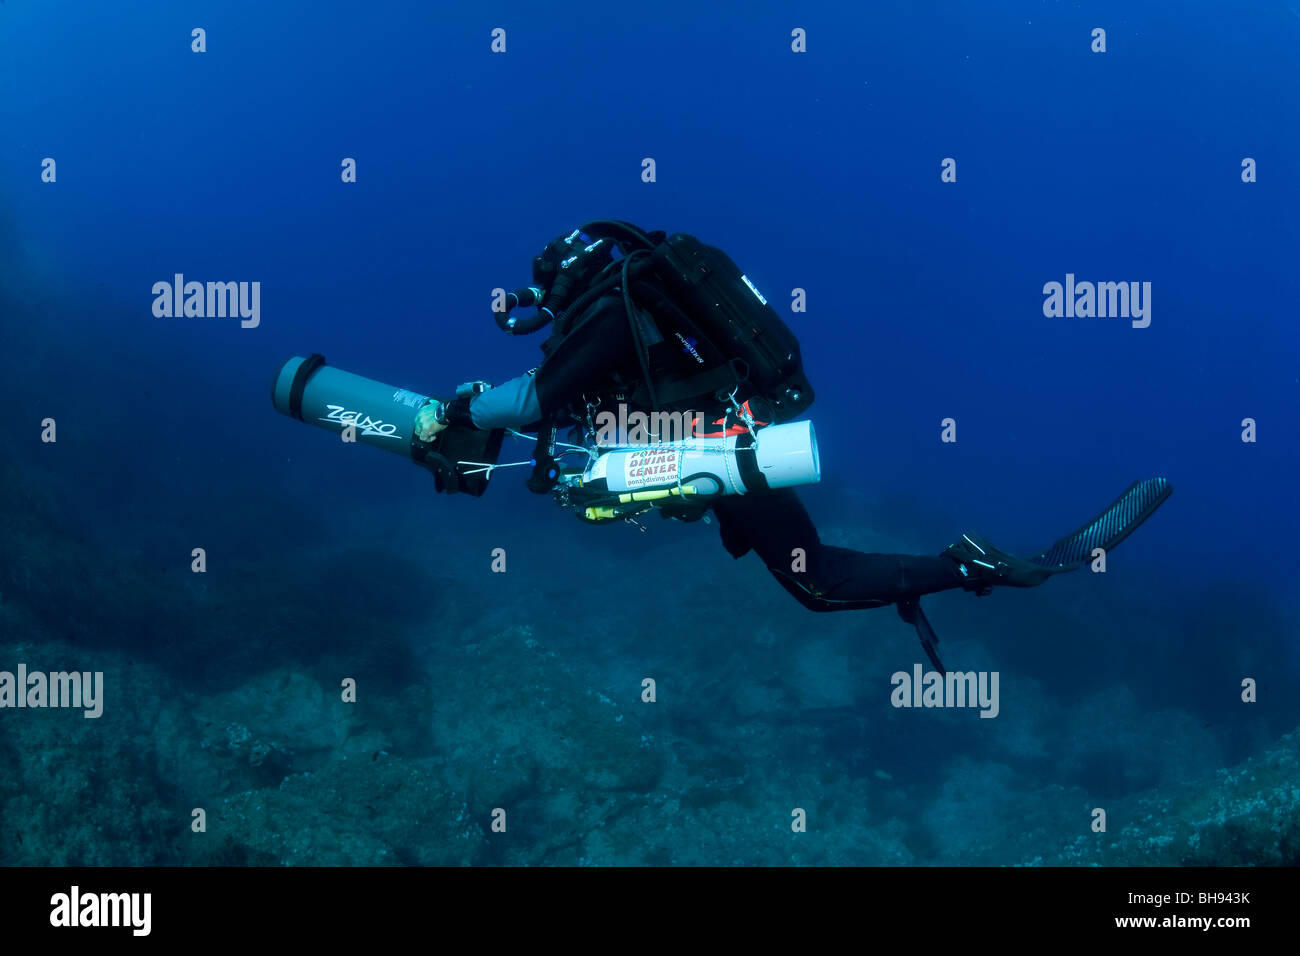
[902,477,1173,663]
[1029,477,1173,571]
[897,598,945,675]
[945,477,1173,593]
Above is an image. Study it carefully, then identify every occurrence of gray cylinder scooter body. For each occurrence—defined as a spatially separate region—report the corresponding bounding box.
[272,354,502,496]
[272,355,430,455]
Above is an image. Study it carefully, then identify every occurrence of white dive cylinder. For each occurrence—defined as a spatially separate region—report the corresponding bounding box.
[578,420,820,497]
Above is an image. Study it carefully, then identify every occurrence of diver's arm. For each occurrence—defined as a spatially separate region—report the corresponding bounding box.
[414,291,635,442]
[463,370,540,429]
[412,370,540,441]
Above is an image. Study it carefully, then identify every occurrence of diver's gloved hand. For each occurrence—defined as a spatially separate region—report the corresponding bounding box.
[413,400,448,443]
[943,532,1054,594]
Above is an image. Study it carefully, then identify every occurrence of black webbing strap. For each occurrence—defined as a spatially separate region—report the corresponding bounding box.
[288,353,327,421]
[732,432,769,493]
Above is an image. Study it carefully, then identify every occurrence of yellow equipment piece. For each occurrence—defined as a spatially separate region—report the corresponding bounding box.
[584,485,698,522]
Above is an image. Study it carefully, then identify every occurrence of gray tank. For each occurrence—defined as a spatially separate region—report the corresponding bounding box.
[271,354,430,456]
[272,354,503,496]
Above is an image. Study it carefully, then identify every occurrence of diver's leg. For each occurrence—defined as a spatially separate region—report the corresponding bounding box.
[713,488,963,611]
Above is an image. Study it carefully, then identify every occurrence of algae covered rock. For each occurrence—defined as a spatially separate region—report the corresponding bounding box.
[1044,728,1300,866]
[425,624,664,863]
[199,756,484,865]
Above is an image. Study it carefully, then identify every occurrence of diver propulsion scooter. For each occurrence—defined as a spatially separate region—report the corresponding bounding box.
[271,354,504,495]
[271,354,822,512]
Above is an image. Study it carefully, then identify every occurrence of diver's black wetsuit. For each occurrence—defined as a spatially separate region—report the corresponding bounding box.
[463,293,965,610]
[711,489,963,610]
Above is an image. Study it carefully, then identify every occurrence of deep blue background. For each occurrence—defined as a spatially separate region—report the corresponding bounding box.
[2,1,1298,778]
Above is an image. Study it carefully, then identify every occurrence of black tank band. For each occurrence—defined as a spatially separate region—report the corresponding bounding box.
[288,353,327,421]
[733,432,769,493]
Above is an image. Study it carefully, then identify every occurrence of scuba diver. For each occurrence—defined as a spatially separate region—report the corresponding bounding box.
[273,221,1171,671]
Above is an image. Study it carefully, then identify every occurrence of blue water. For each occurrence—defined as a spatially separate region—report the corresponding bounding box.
[1,0,1297,865]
